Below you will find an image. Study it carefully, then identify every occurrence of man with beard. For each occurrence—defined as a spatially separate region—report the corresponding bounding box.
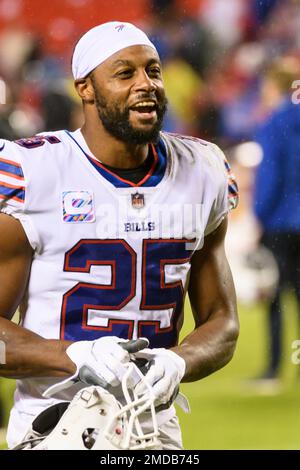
[0,22,239,449]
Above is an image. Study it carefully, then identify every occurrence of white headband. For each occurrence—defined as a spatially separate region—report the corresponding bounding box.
[72,21,157,79]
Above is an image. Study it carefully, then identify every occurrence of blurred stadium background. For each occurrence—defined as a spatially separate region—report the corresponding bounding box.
[1,0,300,449]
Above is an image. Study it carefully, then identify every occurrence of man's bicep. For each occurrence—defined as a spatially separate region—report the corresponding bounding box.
[188,218,237,327]
[0,213,33,319]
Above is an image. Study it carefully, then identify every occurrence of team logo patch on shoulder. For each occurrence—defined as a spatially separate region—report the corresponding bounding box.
[62,191,95,223]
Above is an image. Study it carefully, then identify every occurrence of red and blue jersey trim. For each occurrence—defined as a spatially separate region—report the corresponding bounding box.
[223,158,239,210]
[0,181,25,203]
[65,131,167,188]
[0,157,24,180]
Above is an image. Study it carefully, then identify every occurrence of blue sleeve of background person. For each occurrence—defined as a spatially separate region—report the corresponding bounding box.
[253,0,278,24]
[253,116,283,227]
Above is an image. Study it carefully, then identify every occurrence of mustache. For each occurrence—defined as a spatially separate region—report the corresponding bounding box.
[131,93,168,109]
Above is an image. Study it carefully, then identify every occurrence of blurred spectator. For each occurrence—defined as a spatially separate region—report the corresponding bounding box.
[199,0,251,49]
[148,0,219,75]
[0,107,17,140]
[162,57,202,133]
[0,80,19,140]
[252,0,278,25]
[42,84,80,132]
[253,57,300,383]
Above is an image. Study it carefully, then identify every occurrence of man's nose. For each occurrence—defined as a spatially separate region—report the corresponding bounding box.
[134,70,156,92]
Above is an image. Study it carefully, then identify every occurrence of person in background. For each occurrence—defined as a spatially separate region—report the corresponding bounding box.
[253,57,300,383]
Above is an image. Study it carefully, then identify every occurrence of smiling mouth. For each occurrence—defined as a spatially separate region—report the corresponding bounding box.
[130,101,157,119]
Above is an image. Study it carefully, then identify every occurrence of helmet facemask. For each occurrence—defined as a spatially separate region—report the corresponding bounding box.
[13,362,160,450]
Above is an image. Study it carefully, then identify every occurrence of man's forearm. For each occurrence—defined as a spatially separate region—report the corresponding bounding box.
[0,317,76,378]
[171,312,239,382]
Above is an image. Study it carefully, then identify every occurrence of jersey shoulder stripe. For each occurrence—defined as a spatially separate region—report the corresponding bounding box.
[0,156,24,180]
[0,181,25,203]
[0,140,26,209]
[223,156,239,210]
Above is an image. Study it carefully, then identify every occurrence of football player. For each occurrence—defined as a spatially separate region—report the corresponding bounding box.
[0,21,239,449]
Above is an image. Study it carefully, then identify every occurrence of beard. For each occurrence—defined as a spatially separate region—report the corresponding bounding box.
[91,82,168,145]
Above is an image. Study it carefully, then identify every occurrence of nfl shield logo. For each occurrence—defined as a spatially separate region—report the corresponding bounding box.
[131,192,145,209]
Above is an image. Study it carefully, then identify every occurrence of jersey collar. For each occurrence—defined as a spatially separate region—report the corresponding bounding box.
[65,129,167,188]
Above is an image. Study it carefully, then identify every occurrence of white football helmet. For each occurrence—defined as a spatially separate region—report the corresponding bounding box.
[13,363,160,450]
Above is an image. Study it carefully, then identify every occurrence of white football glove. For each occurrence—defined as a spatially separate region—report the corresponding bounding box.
[133,348,186,408]
[44,337,149,397]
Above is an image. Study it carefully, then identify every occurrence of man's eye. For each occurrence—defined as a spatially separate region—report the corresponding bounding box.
[117,70,133,77]
[149,68,161,76]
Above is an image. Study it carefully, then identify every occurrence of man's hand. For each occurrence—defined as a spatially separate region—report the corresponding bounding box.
[44,336,149,397]
[69,336,132,387]
[133,348,186,407]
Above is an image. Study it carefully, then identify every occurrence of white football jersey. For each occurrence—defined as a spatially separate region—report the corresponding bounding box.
[0,129,238,446]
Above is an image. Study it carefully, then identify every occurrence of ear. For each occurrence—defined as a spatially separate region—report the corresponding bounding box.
[74,77,94,104]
